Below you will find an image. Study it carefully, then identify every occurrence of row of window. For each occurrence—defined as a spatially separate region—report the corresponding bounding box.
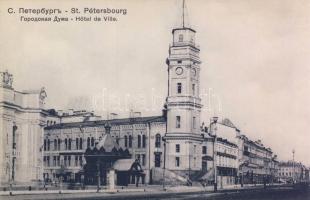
[44,137,97,151]
[175,116,197,129]
[43,155,83,167]
[176,83,196,95]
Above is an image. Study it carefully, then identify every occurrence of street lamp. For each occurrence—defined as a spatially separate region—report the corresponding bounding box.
[210,116,218,192]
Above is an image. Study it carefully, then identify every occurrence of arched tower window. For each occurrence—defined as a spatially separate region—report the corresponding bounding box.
[155,134,161,148]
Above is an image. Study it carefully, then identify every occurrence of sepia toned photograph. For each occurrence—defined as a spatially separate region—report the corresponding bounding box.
[0,0,309,199]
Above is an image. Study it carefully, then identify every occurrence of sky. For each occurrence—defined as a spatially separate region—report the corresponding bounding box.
[0,0,309,165]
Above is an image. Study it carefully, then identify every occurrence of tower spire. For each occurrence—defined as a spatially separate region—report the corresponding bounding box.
[182,0,185,28]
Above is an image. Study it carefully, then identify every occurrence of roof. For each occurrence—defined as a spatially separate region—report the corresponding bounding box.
[96,133,119,152]
[113,159,135,171]
[45,115,166,130]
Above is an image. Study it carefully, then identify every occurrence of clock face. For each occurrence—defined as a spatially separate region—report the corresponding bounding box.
[191,68,196,76]
[175,67,183,75]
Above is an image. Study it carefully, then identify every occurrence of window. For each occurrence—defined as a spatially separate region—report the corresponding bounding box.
[176,116,181,128]
[76,138,79,150]
[64,156,67,166]
[155,153,161,167]
[91,137,95,147]
[44,139,46,151]
[142,135,146,148]
[124,135,128,147]
[193,117,196,129]
[79,138,83,149]
[179,34,183,42]
[65,138,68,150]
[68,138,72,150]
[176,144,180,153]
[58,139,61,151]
[68,155,71,166]
[192,84,195,95]
[202,146,207,154]
[75,155,78,166]
[116,136,119,145]
[175,157,180,167]
[142,154,146,166]
[177,83,182,94]
[54,139,57,150]
[47,139,50,151]
[53,156,56,166]
[57,156,60,166]
[177,60,182,64]
[129,135,133,148]
[79,156,83,166]
[138,135,141,148]
[47,156,50,167]
[86,137,90,148]
[155,134,161,148]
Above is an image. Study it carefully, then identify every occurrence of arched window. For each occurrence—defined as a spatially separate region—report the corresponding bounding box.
[44,139,47,151]
[129,135,132,148]
[155,134,161,148]
[69,138,72,150]
[87,137,90,148]
[58,139,61,151]
[79,138,83,149]
[142,135,146,148]
[54,139,57,150]
[64,138,68,150]
[124,135,128,147]
[47,139,50,151]
[138,135,141,148]
[91,137,95,147]
[76,138,79,150]
[179,34,183,42]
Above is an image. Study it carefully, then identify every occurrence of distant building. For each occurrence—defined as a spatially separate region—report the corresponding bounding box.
[278,161,307,182]
[237,134,274,184]
[0,70,47,185]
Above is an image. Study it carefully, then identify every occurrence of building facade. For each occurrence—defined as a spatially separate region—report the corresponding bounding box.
[237,135,273,184]
[278,161,307,183]
[0,70,47,185]
[43,116,166,184]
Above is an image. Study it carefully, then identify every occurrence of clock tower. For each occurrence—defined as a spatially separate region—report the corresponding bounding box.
[164,5,203,173]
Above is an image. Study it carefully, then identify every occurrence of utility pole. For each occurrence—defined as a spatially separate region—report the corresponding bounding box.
[292,149,295,184]
[210,116,218,192]
[182,0,185,28]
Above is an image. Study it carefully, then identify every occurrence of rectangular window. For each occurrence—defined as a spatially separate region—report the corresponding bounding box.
[193,117,196,129]
[176,144,180,153]
[47,156,50,167]
[175,157,180,167]
[75,155,78,166]
[177,83,182,94]
[176,116,181,128]
[142,154,146,166]
[68,155,71,166]
[202,146,207,154]
[53,156,56,166]
[155,153,161,167]
[57,156,60,166]
[192,84,195,95]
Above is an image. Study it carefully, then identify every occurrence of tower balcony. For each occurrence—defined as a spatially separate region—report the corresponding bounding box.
[171,42,200,50]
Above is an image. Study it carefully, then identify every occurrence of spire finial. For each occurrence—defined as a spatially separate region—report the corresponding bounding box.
[182,0,185,28]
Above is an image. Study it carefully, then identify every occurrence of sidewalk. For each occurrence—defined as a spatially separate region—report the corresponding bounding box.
[0,183,282,196]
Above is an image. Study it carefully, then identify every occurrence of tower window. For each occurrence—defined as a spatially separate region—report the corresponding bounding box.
[176,144,180,153]
[193,117,196,129]
[177,60,182,64]
[179,34,183,42]
[192,84,195,95]
[138,135,141,148]
[175,157,180,167]
[177,83,182,94]
[155,134,161,148]
[124,135,128,147]
[176,116,181,128]
[202,146,207,154]
[129,135,133,148]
